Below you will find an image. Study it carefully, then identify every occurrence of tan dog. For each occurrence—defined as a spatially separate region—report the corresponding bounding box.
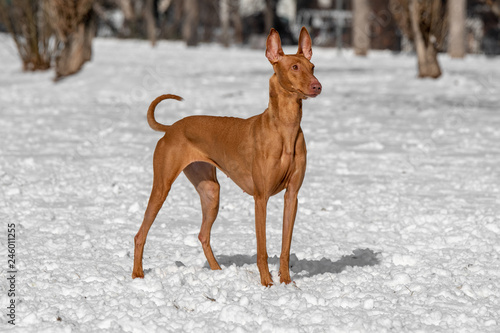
[132,27,321,286]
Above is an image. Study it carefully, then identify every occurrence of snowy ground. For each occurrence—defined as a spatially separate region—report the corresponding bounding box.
[1,34,499,332]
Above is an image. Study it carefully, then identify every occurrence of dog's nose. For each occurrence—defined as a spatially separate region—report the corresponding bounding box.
[311,81,322,95]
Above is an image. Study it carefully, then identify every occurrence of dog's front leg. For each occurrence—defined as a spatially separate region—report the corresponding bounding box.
[279,189,299,284]
[254,195,273,287]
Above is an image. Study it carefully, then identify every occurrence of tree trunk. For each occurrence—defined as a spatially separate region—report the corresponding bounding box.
[409,0,441,78]
[115,0,134,21]
[55,11,96,80]
[0,0,53,71]
[183,0,199,46]
[485,0,500,16]
[231,0,243,44]
[352,0,371,56]
[145,0,157,46]
[113,0,135,37]
[162,0,183,40]
[448,0,466,58]
[264,0,276,33]
[220,0,230,47]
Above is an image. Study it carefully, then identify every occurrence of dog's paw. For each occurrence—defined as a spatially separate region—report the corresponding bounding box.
[131,271,144,279]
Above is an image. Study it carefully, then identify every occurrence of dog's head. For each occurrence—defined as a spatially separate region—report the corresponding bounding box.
[266,27,322,99]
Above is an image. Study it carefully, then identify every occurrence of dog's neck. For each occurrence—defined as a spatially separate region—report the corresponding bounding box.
[267,74,303,127]
[264,74,303,156]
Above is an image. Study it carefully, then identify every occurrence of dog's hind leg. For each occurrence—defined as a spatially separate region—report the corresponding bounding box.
[184,162,222,270]
[132,141,185,278]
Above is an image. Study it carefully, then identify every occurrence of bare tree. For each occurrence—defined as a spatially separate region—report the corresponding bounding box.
[220,0,230,46]
[352,0,371,56]
[199,0,217,42]
[158,0,183,40]
[219,0,242,46]
[264,0,277,34]
[0,0,54,71]
[448,0,466,58]
[183,0,199,46]
[484,0,500,16]
[144,0,156,46]
[45,0,96,80]
[0,0,95,79]
[390,0,447,78]
[112,0,136,36]
[231,0,243,44]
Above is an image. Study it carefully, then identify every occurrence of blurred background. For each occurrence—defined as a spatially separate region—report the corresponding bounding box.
[1,0,499,79]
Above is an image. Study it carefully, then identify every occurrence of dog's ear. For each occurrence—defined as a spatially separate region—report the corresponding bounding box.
[297,27,313,60]
[266,28,284,64]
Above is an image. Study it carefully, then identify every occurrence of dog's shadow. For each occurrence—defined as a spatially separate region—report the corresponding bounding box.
[198,248,380,279]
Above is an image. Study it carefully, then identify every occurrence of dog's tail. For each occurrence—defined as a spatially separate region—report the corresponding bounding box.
[147,94,183,132]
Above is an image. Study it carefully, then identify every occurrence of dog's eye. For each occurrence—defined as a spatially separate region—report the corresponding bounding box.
[292,65,299,71]
[311,66,315,73]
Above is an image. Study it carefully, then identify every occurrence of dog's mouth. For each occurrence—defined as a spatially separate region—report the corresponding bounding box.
[300,90,321,99]
[306,91,321,98]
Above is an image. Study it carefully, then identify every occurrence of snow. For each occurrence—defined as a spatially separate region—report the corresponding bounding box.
[1,33,500,332]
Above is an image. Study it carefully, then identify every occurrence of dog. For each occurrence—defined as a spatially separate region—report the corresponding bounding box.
[132,27,321,286]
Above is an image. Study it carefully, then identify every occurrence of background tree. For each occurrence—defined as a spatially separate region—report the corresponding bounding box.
[183,0,200,46]
[370,0,401,51]
[0,0,95,80]
[45,0,96,80]
[0,0,54,71]
[220,0,230,47]
[448,0,466,58]
[352,0,371,56]
[265,0,277,34]
[115,0,135,33]
[220,0,242,46]
[484,0,500,16]
[144,0,156,46]
[390,0,447,78]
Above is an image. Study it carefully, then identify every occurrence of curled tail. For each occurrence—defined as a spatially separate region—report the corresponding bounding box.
[147,94,183,132]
